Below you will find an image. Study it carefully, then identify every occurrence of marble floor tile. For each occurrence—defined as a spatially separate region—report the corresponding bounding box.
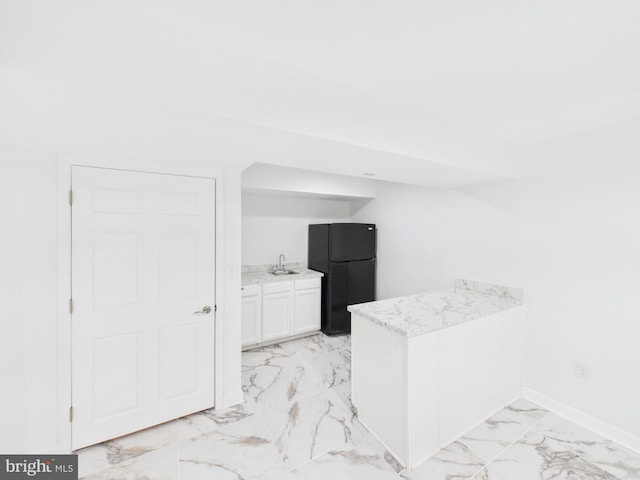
[491,430,620,480]
[301,346,351,389]
[331,381,353,411]
[263,387,356,470]
[177,389,257,440]
[76,420,176,478]
[502,398,549,427]
[472,464,513,480]
[330,381,405,473]
[289,441,402,480]
[458,410,531,463]
[179,414,289,480]
[281,333,338,355]
[322,333,351,352]
[402,440,486,480]
[75,333,639,480]
[351,418,406,473]
[242,343,292,365]
[80,442,179,480]
[343,398,404,472]
[532,413,640,480]
[283,333,351,368]
[242,346,324,409]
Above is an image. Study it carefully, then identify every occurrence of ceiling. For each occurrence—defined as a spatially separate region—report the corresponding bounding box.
[1,0,639,187]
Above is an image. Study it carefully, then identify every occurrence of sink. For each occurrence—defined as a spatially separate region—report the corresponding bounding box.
[269,270,300,276]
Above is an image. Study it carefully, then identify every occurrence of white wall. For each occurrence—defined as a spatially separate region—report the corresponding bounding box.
[351,119,640,446]
[513,121,640,447]
[221,170,243,406]
[0,152,243,454]
[350,183,524,300]
[0,153,60,453]
[242,193,351,266]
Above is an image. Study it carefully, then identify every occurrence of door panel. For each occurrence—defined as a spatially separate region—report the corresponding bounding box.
[92,231,140,309]
[93,187,140,214]
[71,166,216,449]
[159,191,199,215]
[159,324,199,400]
[93,333,141,419]
[159,232,198,302]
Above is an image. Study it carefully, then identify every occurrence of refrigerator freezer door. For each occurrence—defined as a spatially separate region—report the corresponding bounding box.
[330,223,376,262]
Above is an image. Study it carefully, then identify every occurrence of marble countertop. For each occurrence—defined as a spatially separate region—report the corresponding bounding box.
[242,263,323,286]
[347,279,524,338]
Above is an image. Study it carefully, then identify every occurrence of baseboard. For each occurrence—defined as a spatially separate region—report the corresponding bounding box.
[242,331,319,352]
[523,388,640,454]
[222,390,244,409]
[506,388,523,407]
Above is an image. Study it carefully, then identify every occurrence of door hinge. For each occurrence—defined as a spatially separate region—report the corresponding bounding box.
[69,298,74,314]
[69,190,73,206]
[214,305,217,312]
[69,406,74,423]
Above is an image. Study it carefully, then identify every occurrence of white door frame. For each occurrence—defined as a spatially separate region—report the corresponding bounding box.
[56,156,226,453]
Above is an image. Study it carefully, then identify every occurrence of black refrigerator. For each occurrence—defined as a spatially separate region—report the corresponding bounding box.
[308,223,376,335]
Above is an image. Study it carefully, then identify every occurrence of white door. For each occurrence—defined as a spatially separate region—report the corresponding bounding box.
[71,166,216,450]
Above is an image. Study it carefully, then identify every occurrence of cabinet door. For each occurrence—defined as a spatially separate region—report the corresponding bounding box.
[262,283,293,341]
[294,279,321,335]
[241,286,262,347]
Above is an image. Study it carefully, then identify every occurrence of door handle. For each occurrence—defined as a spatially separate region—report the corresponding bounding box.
[194,306,212,315]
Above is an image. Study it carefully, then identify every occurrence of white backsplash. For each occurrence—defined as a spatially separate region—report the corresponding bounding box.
[241,262,306,274]
[454,278,525,301]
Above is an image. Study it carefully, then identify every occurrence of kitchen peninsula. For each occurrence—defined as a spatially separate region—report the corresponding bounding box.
[348,279,524,471]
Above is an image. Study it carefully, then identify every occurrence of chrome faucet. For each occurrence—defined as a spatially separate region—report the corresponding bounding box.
[277,253,286,271]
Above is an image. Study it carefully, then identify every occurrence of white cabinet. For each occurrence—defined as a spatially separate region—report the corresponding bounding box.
[241,285,262,347]
[293,278,322,335]
[241,277,321,348]
[262,282,294,341]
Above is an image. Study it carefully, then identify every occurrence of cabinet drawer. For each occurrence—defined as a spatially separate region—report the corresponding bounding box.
[263,281,293,295]
[295,278,321,290]
[241,284,261,297]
